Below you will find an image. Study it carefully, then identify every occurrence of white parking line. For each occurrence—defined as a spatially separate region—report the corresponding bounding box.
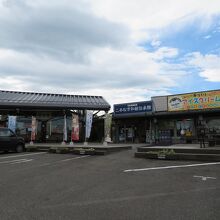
[124,162,220,173]
[58,155,90,162]
[10,159,33,164]
[0,158,33,164]
[193,175,217,181]
[0,152,46,160]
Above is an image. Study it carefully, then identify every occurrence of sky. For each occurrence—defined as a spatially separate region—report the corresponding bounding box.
[0,0,220,109]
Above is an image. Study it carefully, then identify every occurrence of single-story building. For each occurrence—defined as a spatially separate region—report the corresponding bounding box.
[0,90,110,143]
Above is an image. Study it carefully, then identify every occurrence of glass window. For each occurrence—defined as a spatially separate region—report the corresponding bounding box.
[176,119,194,137]
[157,120,175,137]
[207,119,220,134]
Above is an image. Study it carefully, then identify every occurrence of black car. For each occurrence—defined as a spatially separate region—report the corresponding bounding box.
[0,128,25,153]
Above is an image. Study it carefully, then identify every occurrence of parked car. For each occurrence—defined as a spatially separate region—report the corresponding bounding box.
[0,128,25,153]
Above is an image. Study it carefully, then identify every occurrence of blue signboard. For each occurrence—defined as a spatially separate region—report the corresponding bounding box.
[114,101,152,115]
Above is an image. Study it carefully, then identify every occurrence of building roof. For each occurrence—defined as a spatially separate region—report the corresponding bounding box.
[0,90,110,111]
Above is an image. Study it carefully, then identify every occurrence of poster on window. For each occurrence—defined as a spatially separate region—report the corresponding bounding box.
[85,110,93,139]
[71,114,79,141]
[8,116,17,133]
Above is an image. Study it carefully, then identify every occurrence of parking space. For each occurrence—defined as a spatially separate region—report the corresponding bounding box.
[0,151,91,173]
[0,150,220,220]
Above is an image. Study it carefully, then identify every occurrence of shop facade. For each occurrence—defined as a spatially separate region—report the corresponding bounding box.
[113,89,220,145]
[152,90,220,145]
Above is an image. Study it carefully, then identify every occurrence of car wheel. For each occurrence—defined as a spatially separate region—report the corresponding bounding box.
[16,144,24,153]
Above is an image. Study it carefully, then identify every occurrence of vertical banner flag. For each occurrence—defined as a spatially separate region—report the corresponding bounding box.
[71,114,79,141]
[31,116,37,141]
[105,113,112,140]
[63,114,67,142]
[8,116,17,133]
[85,110,93,139]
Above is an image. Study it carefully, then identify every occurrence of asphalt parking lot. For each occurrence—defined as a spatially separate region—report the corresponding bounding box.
[0,149,220,220]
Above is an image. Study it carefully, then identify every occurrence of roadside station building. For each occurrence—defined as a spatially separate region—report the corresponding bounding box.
[113,89,220,146]
[0,90,110,143]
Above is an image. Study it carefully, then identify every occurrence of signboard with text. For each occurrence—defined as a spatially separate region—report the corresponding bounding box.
[114,101,152,115]
[168,90,220,112]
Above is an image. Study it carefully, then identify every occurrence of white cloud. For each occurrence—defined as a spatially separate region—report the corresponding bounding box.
[0,46,182,96]
[0,0,130,62]
[151,40,161,48]
[186,52,220,82]
[200,69,220,82]
[204,35,212,39]
[89,0,220,41]
[0,0,220,107]
[151,47,179,60]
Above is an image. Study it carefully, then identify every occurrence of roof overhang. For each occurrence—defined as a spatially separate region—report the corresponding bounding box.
[0,90,111,114]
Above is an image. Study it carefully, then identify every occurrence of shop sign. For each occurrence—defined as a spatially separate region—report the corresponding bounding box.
[168,90,220,111]
[114,101,152,115]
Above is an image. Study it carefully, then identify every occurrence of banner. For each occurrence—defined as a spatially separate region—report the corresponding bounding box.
[85,110,93,139]
[8,116,16,133]
[168,90,220,112]
[104,113,112,140]
[31,116,37,141]
[71,114,79,141]
[63,114,67,142]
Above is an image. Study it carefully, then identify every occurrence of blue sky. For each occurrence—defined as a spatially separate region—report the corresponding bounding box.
[0,0,220,106]
[143,14,220,96]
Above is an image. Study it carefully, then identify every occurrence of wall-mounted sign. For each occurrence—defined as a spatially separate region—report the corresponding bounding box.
[168,90,220,112]
[114,101,152,115]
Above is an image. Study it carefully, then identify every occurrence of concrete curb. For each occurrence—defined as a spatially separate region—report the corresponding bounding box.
[135,151,220,162]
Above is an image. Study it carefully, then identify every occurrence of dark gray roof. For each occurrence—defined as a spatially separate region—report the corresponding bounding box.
[0,90,110,111]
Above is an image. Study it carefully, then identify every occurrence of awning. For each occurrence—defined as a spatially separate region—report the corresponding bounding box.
[0,90,110,112]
